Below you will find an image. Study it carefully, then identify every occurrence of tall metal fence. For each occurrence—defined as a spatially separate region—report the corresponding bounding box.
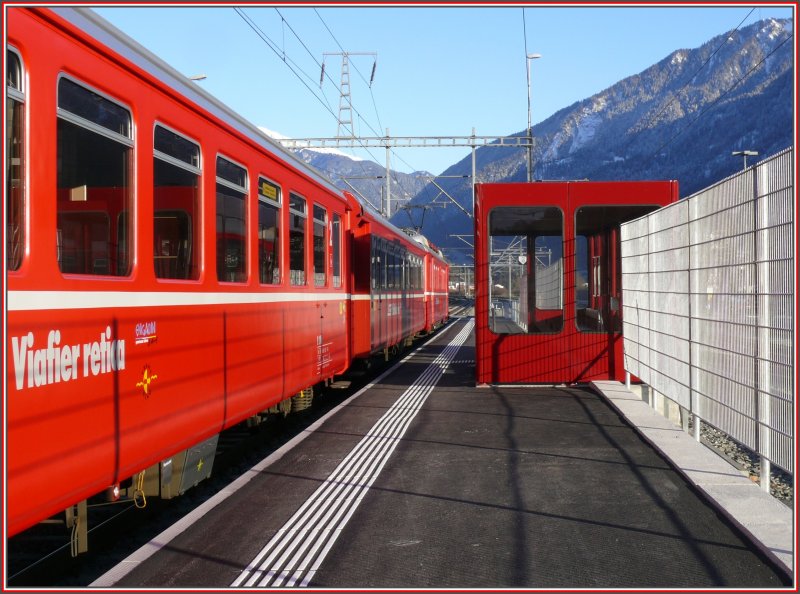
[621,148,794,474]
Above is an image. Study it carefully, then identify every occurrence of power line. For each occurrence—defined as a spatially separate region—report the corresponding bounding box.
[275,7,416,198]
[233,8,336,121]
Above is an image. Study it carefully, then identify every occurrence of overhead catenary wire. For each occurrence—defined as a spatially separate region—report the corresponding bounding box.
[238,7,479,217]
[315,7,384,132]
[234,7,379,181]
[233,8,337,123]
[235,6,415,215]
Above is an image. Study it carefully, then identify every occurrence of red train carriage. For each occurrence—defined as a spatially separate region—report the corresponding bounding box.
[474,180,678,385]
[347,195,448,360]
[425,242,450,332]
[406,233,450,334]
[5,7,356,537]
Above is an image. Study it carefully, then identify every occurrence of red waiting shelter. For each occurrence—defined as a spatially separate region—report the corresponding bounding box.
[474,180,678,385]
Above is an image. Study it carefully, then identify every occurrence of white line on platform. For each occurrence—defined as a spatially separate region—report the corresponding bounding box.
[231,319,474,588]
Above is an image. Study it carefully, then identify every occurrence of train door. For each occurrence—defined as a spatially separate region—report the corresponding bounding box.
[371,236,386,351]
[401,251,410,339]
[370,237,378,349]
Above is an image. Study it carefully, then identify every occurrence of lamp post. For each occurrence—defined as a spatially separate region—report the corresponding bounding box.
[526,53,541,182]
[188,74,207,81]
[732,149,758,170]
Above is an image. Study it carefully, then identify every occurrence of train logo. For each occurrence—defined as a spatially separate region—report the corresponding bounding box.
[136,365,159,398]
[135,321,158,345]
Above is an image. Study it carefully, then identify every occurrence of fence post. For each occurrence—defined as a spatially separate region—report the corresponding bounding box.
[754,161,772,494]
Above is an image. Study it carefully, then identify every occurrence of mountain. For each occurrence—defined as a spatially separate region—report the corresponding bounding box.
[391,17,794,261]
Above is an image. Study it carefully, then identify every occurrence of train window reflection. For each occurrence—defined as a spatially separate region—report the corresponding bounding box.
[488,206,563,334]
[154,125,200,280]
[56,77,132,276]
[258,177,281,285]
[289,193,306,285]
[7,49,24,271]
[216,156,247,283]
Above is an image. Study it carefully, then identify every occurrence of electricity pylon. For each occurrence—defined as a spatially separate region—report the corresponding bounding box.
[321,52,377,139]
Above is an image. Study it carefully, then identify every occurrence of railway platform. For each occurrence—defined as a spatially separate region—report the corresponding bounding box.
[92,316,793,589]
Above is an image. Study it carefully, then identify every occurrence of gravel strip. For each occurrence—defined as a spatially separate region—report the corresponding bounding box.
[691,419,794,506]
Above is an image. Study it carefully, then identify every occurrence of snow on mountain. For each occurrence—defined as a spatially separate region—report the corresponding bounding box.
[258,126,365,161]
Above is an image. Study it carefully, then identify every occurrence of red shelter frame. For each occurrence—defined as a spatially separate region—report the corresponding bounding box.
[474,181,678,385]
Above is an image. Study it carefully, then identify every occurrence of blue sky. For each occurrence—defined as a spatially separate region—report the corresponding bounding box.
[94,4,795,175]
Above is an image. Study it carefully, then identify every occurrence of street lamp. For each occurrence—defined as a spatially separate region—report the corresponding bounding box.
[732,150,758,170]
[188,74,207,81]
[526,53,542,182]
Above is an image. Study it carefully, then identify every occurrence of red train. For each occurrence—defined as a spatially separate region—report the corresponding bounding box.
[5,7,449,540]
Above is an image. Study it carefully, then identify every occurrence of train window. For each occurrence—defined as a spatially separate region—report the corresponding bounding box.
[258,177,281,285]
[6,49,24,271]
[289,193,306,285]
[56,77,132,276]
[154,125,201,280]
[332,214,341,288]
[370,240,377,290]
[488,206,563,335]
[575,205,659,333]
[216,156,247,283]
[313,204,327,287]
